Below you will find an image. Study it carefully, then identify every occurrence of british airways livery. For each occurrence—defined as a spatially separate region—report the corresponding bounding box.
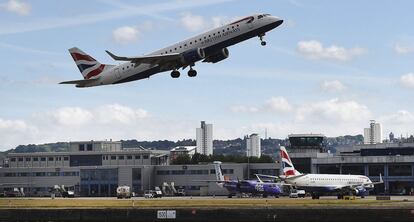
[213,161,281,198]
[60,13,283,87]
[258,147,383,199]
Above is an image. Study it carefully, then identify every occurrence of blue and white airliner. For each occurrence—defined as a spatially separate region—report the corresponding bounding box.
[60,13,283,87]
[257,147,383,199]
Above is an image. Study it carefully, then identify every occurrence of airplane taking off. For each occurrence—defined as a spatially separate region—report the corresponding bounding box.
[257,147,383,199]
[60,13,283,87]
[212,161,282,198]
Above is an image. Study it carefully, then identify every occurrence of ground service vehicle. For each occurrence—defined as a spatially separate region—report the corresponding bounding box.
[116,186,131,199]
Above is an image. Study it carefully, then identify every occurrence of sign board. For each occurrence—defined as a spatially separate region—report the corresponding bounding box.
[157,210,176,219]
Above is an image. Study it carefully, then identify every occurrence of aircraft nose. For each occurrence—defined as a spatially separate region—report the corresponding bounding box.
[270,16,283,27]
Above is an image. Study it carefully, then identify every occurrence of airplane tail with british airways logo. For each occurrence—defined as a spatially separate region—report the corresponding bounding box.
[280,146,302,177]
[68,47,111,80]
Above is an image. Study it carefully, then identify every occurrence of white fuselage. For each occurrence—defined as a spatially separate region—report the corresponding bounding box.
[286,174,373,191]
[85,14,282,87]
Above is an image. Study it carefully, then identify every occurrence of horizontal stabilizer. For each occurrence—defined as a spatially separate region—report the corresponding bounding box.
[59,78,99,85]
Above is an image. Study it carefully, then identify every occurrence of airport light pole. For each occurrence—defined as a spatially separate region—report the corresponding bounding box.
[247,148,250,180]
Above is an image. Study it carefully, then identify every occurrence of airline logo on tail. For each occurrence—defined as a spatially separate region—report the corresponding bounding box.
[69,47,106,79]
[280,146,301,177]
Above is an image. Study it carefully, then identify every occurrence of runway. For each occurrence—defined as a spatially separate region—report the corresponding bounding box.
[1,196,414,222]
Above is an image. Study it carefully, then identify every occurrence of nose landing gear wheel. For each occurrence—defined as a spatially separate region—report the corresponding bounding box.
[259,34,266,46]
[171,70,180,78]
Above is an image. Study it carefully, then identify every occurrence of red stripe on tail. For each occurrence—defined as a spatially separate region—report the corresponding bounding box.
[70,53,96,62]
[280,150,291,162]
[284,169,296,176]
[85,64,105,79]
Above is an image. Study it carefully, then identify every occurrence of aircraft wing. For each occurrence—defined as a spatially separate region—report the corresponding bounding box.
[105,50,181,66]
[59,78,99,85]
[256,173,307,181]
[193,180,227,183]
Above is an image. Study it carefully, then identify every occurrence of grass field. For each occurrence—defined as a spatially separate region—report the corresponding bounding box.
[0,198,412,209]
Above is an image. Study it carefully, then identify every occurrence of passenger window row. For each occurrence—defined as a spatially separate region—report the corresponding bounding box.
[161,24,240,55]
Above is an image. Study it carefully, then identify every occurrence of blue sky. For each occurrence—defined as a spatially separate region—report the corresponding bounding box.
[0,0,414,150]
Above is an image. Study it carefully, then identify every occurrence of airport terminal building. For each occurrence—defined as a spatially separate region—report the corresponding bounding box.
[287,134,414,195]
[1,136,414,197]
[0,141,278,197]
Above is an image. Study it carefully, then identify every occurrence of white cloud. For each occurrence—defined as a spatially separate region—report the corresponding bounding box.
[264,97,293,113]
[2,0,31,16]
[231,96,292,114]
[381,110,414,125]
[394,43,414,55]
[0,104,200,150]
[96,104,148,124]
[0,118,30,132]
[50,107,93,127]
[0,0,231,36]
[400,73,414,89]
[180,13,235,32]
[321,80,347,92]
[0,118,38,150]
[180,12,207,32]
[296,98,371,123]
[297,40,367,62]
[112,26,139,44]
[230,105,259,113]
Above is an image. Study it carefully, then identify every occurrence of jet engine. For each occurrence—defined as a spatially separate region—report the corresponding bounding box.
[203,48,229,63]
[181,48,205,65]
[355,186,367,196]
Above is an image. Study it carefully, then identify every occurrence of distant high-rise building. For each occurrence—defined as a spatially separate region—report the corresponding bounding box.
[364,120,383,144]
[196,121,213,156]
[246,133,261,158]
[389,132,395,142]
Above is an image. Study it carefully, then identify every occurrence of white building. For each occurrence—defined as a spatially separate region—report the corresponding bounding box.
[364,120,383,144]
[246,133,261,158]
[196,121,213,156]
[170,146,197,161]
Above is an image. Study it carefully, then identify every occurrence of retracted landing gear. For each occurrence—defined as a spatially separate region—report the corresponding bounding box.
[259,34,266,46]
[171,70,180,78]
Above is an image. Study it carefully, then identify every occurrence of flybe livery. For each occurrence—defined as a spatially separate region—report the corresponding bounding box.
[259,147,383,199]
[213,161,282,198]
[60,13,283,87]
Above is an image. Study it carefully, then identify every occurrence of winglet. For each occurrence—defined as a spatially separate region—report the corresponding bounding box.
[105,50,121,60]
[379,173,383,183]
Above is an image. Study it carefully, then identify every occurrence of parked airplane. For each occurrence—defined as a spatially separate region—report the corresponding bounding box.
[257,147,383,199]
[60,13,283,87]
[212,161,282,198]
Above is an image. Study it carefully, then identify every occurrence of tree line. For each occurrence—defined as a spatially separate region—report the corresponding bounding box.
[171,153,274,165]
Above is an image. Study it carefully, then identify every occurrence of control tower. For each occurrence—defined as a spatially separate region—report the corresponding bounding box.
[286,134,327,173]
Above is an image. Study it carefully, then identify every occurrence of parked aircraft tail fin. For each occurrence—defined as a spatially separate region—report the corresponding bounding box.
[280,146,302,177]
[213,161,225,187]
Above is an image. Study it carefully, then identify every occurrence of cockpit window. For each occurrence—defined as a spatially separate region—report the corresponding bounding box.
[258,14,270,19]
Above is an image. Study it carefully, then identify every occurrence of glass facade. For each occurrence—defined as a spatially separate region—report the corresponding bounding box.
[132,168,142,193]
[342,165,365,175]
[291,158,311,173]
[318,165,340,174]
[369,165,384,176]
[80,169,118,197]
[70,155,102,167]
[388,164,412,176]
